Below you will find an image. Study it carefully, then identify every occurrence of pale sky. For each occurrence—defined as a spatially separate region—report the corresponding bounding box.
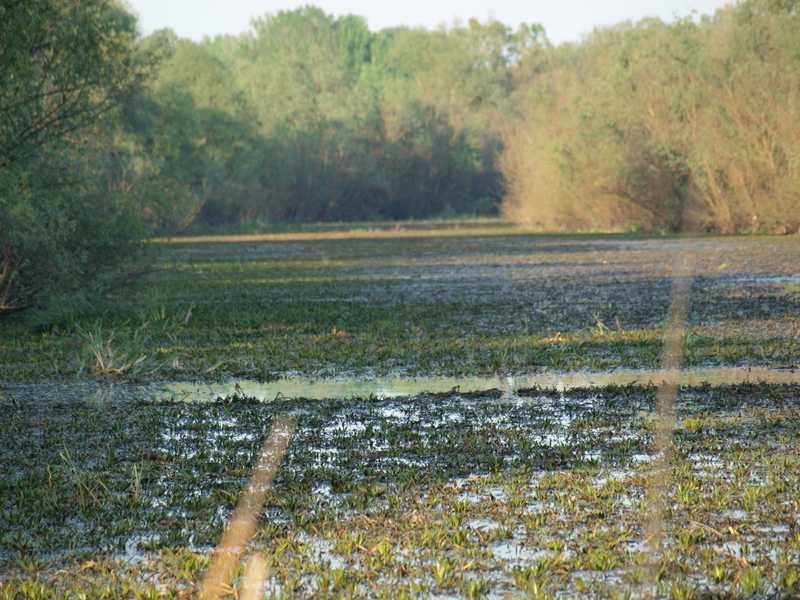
[126,0,732,43]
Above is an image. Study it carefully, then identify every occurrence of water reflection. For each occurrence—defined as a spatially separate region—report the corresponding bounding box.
[3,366,799,405]
[153,366,800,404]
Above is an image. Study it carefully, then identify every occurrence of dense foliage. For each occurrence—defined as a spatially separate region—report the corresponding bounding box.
[502,0,800,233]
[123,0,800,232]
[0,0,152,311]
[123,11,545,226]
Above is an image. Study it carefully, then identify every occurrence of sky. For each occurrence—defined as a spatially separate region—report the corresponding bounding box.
[126,0,732,44]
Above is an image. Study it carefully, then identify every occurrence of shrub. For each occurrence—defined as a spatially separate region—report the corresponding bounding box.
[0,0,152,312]
[501,1,800,233]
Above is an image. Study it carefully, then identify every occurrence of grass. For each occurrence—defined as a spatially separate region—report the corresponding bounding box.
[2,222,799,381]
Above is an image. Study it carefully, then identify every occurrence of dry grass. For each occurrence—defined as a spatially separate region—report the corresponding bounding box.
[154,224,524,245]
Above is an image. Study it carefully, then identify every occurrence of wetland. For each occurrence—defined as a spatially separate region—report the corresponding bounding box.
[2,225,800,598]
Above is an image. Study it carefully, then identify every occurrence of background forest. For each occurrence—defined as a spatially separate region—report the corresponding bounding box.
[2,0,799,311]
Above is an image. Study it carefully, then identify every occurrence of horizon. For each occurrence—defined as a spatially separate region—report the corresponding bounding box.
[126,0,732,43]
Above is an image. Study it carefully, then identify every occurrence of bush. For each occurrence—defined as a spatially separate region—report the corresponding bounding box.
[0,0,152,312]
[0,139,146,312]
[501,1,800,233]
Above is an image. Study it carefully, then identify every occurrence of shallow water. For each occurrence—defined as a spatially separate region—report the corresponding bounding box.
[117,366,800,403]
[2,375,800,598]
[4,366,799,405]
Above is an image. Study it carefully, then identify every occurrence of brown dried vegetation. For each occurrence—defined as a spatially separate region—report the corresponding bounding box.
[502,0,800,233]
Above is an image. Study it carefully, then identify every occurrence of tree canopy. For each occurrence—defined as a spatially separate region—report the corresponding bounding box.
[0,0,151,311]
[0,0,148,169]
[502,0,800,232]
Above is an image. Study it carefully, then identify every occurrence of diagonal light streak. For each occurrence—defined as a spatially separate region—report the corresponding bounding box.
[643,251,695,592]
[200,416,295,600]
[239,553,270,600]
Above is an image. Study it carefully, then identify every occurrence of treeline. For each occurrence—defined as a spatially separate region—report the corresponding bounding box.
[0,2,544,311]
[502,0,800,233]
[126,10,546,227]
[2,0,799,312]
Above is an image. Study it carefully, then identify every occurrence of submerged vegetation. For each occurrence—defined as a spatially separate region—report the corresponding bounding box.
[1,383,799,597]
[2,226,799,596]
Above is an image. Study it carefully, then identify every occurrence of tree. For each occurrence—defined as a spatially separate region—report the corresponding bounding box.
[501,1,800,233]
[0,0,151,311]
[0,0,148,170]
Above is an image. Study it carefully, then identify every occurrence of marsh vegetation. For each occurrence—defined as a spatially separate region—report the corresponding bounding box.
[2,382,800,598]
[2,228,800,597]
[3,1,800,598]
[4,228,800,381]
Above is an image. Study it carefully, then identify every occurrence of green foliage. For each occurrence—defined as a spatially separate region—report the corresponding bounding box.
[0,138,145,311]
[502,0,800,233]
[0,0,147,170]
[121,9,549,226]
[0,0,152,311]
